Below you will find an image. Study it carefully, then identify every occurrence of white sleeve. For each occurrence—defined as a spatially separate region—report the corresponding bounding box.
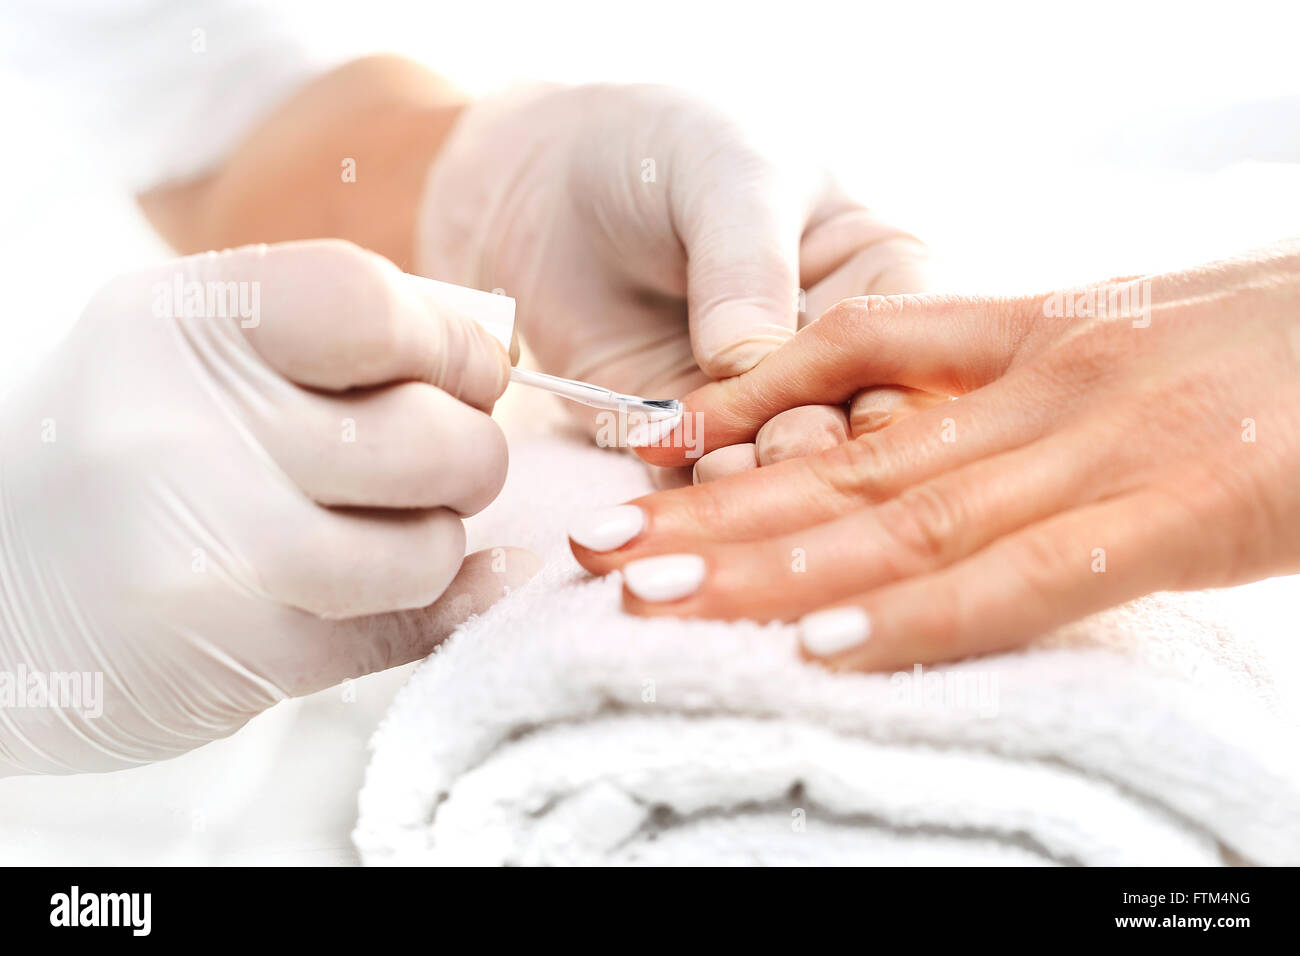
[2,0,346,192]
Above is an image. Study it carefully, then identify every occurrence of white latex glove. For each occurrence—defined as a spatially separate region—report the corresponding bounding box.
[416,83,933,430]
[0,239,536,775]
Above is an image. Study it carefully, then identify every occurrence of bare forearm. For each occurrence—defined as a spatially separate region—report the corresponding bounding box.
[137,55,467,270]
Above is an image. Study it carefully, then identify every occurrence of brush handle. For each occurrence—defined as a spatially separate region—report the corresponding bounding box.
[508,367,679,417]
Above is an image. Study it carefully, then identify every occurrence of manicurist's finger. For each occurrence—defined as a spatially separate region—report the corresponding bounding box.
[673,144,809,378]
[634,292,1042,468]
[254,381,508,514]
[796,200,951,443]
[802,238,935,321]
[797,490,1205,672]
[260,504,468,620]
[799,201,934,320]
[207,239,510,409]
[797,198,929,291]
[277,546,542,696]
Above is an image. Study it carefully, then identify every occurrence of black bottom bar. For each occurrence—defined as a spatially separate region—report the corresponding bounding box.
[0,865,1283,943]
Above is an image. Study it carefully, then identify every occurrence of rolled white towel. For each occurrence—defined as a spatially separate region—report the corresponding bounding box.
[354,437,1300,866]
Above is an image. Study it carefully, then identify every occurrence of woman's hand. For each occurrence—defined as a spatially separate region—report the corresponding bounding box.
[569,241,1300,671]
[416,83,934,438]
[0,240,536,774]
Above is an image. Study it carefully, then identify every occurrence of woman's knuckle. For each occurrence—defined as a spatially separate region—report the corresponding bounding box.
[881,484,963,564]
[808,436,886,502]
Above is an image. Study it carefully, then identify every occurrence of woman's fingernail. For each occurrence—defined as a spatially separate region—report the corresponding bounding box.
[622,554,706,602]
[624,421,652,447]
[568,505,645,553]
[799,607,871,656]
[625,412,683,448]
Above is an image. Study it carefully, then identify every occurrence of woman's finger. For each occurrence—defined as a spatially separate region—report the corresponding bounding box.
[571,365,1069,574]
[617,426,1100,620]
[635,292,1043,468]
[269,546,542,696]
[797,490,1205,672]
[259,504,467,620]
[797,197,928,292]
[848,386,952,437]
[706,390,944,484]
[692,443,759,484]
[754,405,849,466]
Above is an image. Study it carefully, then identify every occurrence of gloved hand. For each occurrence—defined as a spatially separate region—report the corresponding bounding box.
[0,239,535,775]
[416,83,935,450]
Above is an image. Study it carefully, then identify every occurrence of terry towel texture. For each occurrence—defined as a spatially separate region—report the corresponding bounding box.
[354,436,1300,866]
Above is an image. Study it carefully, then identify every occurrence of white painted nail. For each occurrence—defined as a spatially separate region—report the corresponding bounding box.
[568,505,645,553]
[625,412,683,448]
[799,607,871,657]
[623,554,706,603]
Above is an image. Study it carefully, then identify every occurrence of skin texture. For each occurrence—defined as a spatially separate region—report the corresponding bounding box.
[571,241,1300,671]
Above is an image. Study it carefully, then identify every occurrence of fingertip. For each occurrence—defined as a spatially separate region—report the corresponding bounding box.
[459,545,543,592]
[869,252,939,298]
[339,544,541,676]
[447,413,509,517]
[632,442,693,468]
[798,606,872,662]
[398,273,515,410]
[631,375,766,466]
[755,405,849,466]
[568,504,646,555]
[696,338,782,378]
[692,443,758,484]
[650,465,694,490]
[628,397,706,467]
[568,539,606,574]
[478,324,513,403]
